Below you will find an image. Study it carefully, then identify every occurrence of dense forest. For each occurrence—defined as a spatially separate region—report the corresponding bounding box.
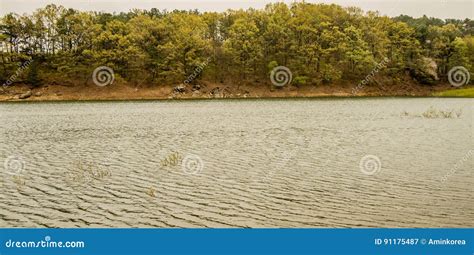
[0,3,473,90]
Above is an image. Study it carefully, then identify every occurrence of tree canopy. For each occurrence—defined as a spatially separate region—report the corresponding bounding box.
[1,3,472,88]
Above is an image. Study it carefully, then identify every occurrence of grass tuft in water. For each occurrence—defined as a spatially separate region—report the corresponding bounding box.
[421,106,463,119]
[402,106,463,119]
[65,160,112,188]
[146,186,157,197]
[160,152,183,168]
[12,175,26,191]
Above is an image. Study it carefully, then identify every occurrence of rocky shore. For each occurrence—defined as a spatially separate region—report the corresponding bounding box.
[0,82,460,102]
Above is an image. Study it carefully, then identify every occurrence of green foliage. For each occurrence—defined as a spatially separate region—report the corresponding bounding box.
[26,60,40,87]
[293,76,308,87]
[267,61,278,72]
[0,3,472,88]
[450,37,470,69]
[434,87,474,97]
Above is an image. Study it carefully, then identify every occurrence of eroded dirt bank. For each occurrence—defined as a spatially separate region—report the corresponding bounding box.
[0,82,456,102]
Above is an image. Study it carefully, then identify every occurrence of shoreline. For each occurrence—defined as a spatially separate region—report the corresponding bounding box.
[1,95,472,104]
[0,82,471,102]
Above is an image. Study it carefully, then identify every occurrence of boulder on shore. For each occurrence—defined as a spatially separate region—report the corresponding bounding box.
[209,87,223,98]
[192,84,201,91]
[192,90,201,97]
[173,84,186,93]
[19,90,32,99]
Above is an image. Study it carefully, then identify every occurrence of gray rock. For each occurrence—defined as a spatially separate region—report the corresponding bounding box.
[192,84,201,91]
[19,90,32,99]
[209,87,223,98]
[192,91,201,97]
[173,84,186,93]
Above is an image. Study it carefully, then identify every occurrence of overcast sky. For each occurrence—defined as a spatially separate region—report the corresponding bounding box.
[0,0,472,19]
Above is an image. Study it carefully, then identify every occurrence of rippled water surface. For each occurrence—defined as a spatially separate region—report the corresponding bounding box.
[1,98,473,228]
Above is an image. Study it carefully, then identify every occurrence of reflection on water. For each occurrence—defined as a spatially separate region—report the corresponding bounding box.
[0,98,472,227]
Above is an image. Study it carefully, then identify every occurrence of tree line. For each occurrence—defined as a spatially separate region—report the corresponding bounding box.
[0,3,473,88]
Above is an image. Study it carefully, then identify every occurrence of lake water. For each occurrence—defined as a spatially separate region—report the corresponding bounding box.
[0,98,472,228]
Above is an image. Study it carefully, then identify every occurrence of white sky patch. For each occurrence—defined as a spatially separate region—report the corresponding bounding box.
[0,0,472,19]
